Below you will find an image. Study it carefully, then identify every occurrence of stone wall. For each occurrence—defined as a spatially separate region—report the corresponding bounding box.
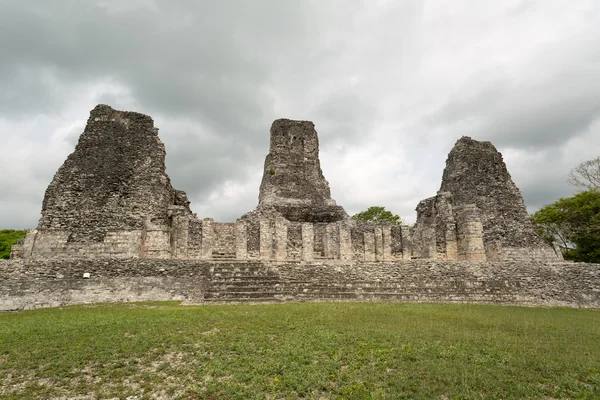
[1,259,598,311]
[413,193,486,261]
[10,107,563,264]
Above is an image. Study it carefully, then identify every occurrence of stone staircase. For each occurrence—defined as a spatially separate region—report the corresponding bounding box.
[202,263,432,303]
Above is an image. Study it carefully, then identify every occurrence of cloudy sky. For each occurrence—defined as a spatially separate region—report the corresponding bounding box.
[1,0,599,229]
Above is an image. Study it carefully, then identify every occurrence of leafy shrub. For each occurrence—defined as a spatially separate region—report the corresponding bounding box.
[0,230,27,259]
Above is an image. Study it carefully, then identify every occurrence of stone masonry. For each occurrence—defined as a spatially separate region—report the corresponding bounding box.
[4,105,593,311]
[1,258,599,311]
[14,105,193,259]
[11,107,560,264]
[257,119,348,222]
[413,137,560,262]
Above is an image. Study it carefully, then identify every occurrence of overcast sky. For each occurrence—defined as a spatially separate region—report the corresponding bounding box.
[1,0,599,229]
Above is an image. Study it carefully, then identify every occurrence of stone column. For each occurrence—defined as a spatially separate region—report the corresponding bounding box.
[274,216,288,261]
[235,220,247,259]
[323,223,339,259]
[382,225,392,261]
[144,229,172,259]
[21,230,38,259]
[445,223,458,260]
[374,226,384,261]
[169,206,189,259]
[364,230,376,261]
[259,219,273,260]
[301,223,314,261]
[174,217,189,259]
[401,225,412,260]
[200,219,214,260]
[455,205,486,261]
[338,221,353,261]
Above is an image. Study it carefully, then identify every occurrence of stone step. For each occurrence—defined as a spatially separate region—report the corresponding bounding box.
[202,297,285,304]
[203,291,432,300]
[208,281,409,288]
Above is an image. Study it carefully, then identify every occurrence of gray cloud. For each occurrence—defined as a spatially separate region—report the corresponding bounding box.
[1,0,599,228]
[425,66,600,149]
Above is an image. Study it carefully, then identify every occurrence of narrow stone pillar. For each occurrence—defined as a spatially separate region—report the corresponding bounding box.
[338,221,353,261]
[145,229,172,259]
[401,225,412,260]
[235,220,247,259]
[364,230,376,261]
[445,223,458,260]
[455,205,486,261]
[200,219,213,260]
[174,216,189,259]
[169,206,189,259]
[274,217,288,261]
[301,223,314,261]
[382,225,392,261]
[374,226,384,261]
[323,223,339,259]
[259,219,273,260]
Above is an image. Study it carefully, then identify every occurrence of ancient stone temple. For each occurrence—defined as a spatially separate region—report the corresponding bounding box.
[412,137,561,261]
[7,104,596,312]
[11,105,560,262]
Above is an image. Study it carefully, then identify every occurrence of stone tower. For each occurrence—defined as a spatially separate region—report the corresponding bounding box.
[257,119,348,222]
[15,104,192,259]
[412,136,561,261]
[438,136,560,260]
[440,137,540,248]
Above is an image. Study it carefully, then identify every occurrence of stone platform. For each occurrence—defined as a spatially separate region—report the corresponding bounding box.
[1,259,598,311]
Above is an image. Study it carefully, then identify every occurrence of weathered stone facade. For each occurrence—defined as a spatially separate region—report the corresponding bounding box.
[11,107,560,264]
[413,137,561,262]
[1,258,598,311]
[4,105,585,311]
[257,119,348,223]
[15,105,193,260]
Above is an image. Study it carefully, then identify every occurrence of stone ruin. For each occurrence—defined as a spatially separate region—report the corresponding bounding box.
[412,137,560,261]
[11,105,561,263]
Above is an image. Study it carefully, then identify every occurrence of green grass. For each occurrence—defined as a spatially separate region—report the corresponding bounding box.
[0,230,26,259]
[0,302,598,399]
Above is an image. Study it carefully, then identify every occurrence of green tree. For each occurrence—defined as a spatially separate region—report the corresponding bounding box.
[352,206,402,225]
[532,190,600,263]
[0,230,27,259]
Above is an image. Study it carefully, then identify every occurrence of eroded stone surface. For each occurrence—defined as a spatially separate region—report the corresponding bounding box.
[440,137,551,252]
[257,119,348,222]
[21,105,192,258]
[11,107,559,264]
[1,259,598,311]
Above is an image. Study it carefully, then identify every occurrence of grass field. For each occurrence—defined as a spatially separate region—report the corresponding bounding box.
[0,302,598,399]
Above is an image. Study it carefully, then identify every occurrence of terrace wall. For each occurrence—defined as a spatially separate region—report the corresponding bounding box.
[1,259,598,311]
